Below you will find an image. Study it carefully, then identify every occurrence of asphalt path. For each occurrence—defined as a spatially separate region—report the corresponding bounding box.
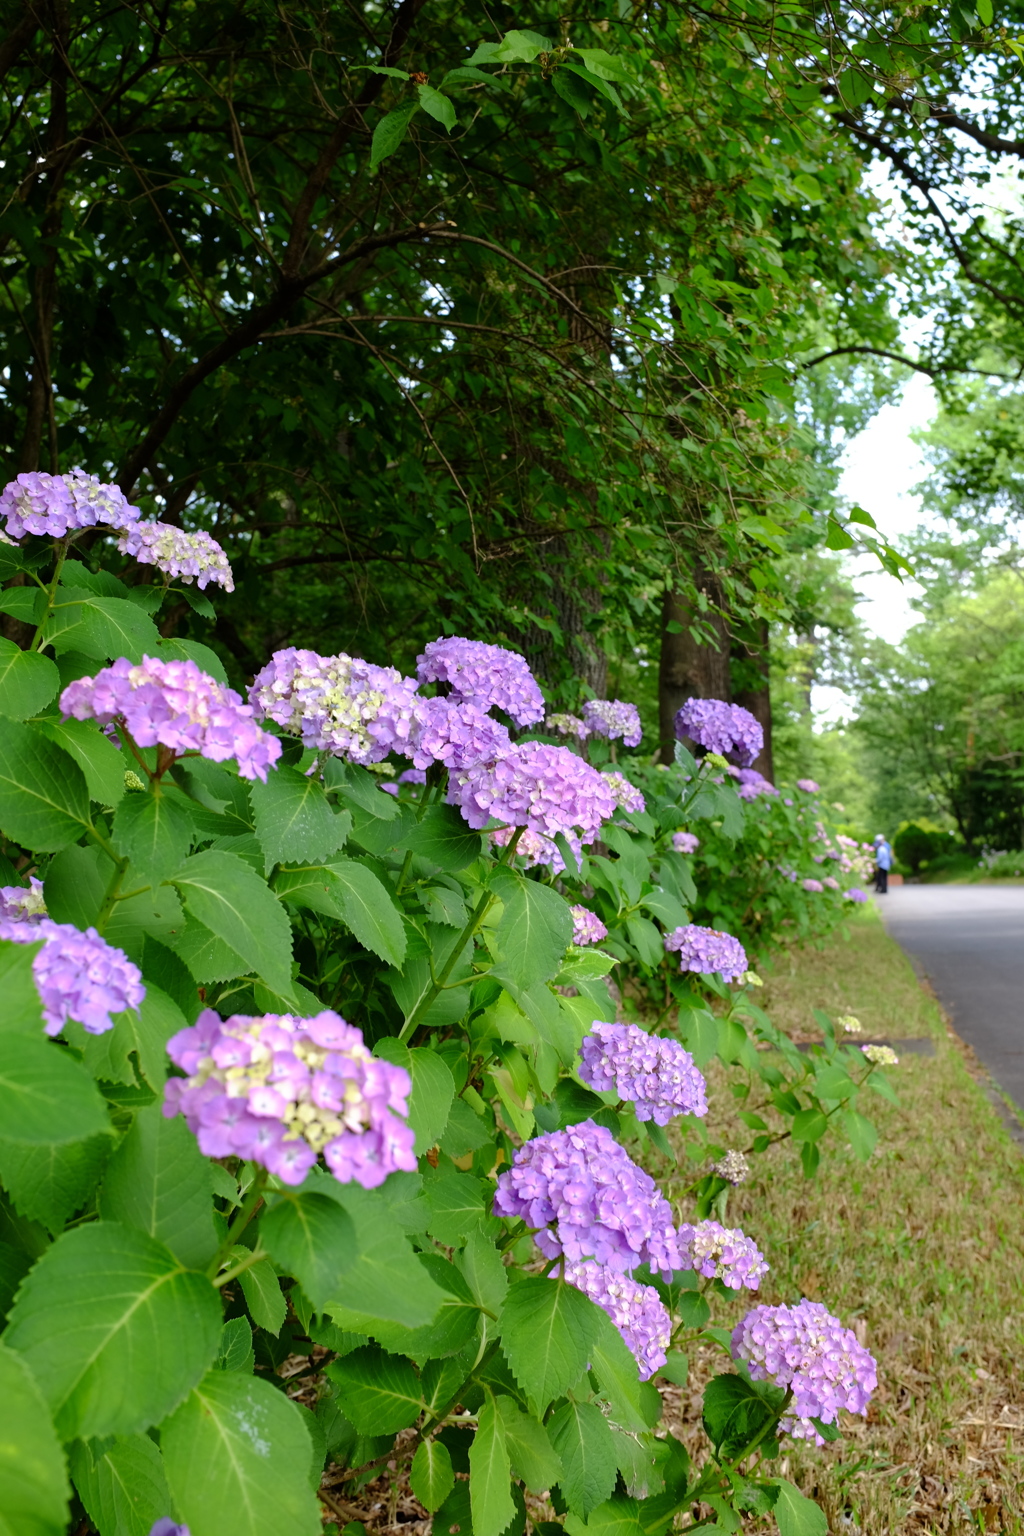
[879,884,1024,1112]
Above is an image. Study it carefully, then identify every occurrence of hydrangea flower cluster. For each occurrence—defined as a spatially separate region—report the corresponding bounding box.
[0,877,47,924]
[417,637,545,726]
[448,742,616,859]
[674,698,763,767]
[564,1260,671,1381]
[570,906,608,946]
[493,1120,683,1278]
[546,712,589,740]
[249,647,419,765]
[602,771,646,814]
[861,1044,899,1066]
[837,1015,863,1033]
[796,778,821,793]
[578,1021,708,1124]
[673,831,700,855]
[734,768,777,802]
[118,522,234,591]
[731,1299,877,1442]
[664,924,748,983]
[822,876,840,891]
[408,696,510,772]
[582,699,642,747]
[0,916,144,1036]
[712,1150,751,1185]
[0,468,140,541]
[845,888,868,903]
[62,656,281,781]
[164,1008,416,1189]
[677,1219,768,1290]
[803,878,824,893]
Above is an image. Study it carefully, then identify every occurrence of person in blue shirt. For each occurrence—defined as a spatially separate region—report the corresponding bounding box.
[873,834,893,894]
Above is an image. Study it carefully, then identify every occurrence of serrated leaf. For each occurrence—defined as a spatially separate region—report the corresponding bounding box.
[411,1438,455,1512]
[112,790,194,884]
[420,1170,491,1246]
[249,764,349,867]
[770,1479,828,1536]
[417,83,456,131]
[82,983,187,1092]
[498,1278,598,1408]
[161,1371,320,1536]
[327,856,406,966]
[549,1399,617,1516]
[375,1039,454,1153]
[398,802,483,871]
[493,875,572,991]
[0,640,59,720]
[4,1222,221,1438]
[316,1179,446,1329]
[48,592,162,661]
[327,1344,423,1434]
[0,1341,71,1536]
[0,721,91,849]
[172,849,294,993]
[0,1036,111,1145]
[238,1253,286,1334]
[469,1391,516,1536]
[588,1304,647,1431]
[261,1192,356,1311]
[494,1395,561,1492]
[98,1103,217,1268]
[69,1432,172,1536]
[563,1494,643,1536]
[701,1375,780,1461]
[216,1316,255,1373]
[842,1107,878,1161]
[36,716,126,805]
[0,941,48,1036]
[370,101,419,170]
[0,1134,112,1234]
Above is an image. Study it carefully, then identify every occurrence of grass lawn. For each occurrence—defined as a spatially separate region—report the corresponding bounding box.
[662,905,1024,1534]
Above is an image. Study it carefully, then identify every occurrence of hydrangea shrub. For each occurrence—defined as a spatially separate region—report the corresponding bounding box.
[0,476,895,1536]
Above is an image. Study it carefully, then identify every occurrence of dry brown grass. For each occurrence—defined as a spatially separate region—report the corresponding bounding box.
[656,906,1024,1534]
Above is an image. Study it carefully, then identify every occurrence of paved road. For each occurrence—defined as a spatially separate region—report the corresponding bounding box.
[880,885,1024,1111]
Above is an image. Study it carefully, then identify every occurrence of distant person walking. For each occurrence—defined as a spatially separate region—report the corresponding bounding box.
[873,834,893,894]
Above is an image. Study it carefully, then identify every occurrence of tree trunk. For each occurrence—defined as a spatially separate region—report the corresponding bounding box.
[658,578,731,762]
[732,619,773,781]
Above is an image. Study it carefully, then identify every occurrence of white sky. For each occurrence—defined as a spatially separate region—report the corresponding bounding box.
[810,369,937,723]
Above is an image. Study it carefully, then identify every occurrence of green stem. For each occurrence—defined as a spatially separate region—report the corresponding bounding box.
[398,884,495,1042]
[28,537,69,653]
[94,854,130,934]
[214,1245,270,1290]
[206,1171,268,1277]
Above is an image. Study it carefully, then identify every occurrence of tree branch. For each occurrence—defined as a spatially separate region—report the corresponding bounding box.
[0,1,42,83]
[799,344,1021,381]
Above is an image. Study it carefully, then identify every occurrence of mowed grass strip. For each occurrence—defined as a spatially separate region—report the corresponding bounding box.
[659,907,1024,1535]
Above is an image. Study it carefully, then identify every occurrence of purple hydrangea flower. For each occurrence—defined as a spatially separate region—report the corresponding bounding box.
[0,917,145,1036]
[564,1260,671,1381]
[164,1008,416,1189]
[582,700,642,748]
[602,771,646,815]
[731,1299,877,1443]
[802,878,824,893]
[822,876,840,891]
[148,1523,190,1536]
[677,1219,768,1289]
[672,831,700,855]
[570,906,608,946]
[62,656,281,781]
[0,468,141,541]
[417,637,545,726]
[0,877,47,924]
[491,825,565,871]
[735,768,778,802]
[399,767,427,785]
[578,1021,707,1124]
[546,712,589,741]
[118,522,234,591]
[449,742,616,859]
[845,888,868,903]
[796,778,820,793]
[674,698,763,768]
[409,696,511,772]
[249,647,419,765]
[664,924,748,983]
[493,1120,683,1278]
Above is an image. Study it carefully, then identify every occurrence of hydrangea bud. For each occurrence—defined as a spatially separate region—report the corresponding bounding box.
[861,1044,898,1066]
[837,1015,863,1034]
[712,1150,750,1185]
[578,1021,707,1124]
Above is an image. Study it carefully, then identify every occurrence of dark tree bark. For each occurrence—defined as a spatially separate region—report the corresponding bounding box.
[658,578,731,762]
[732,619,773,781]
